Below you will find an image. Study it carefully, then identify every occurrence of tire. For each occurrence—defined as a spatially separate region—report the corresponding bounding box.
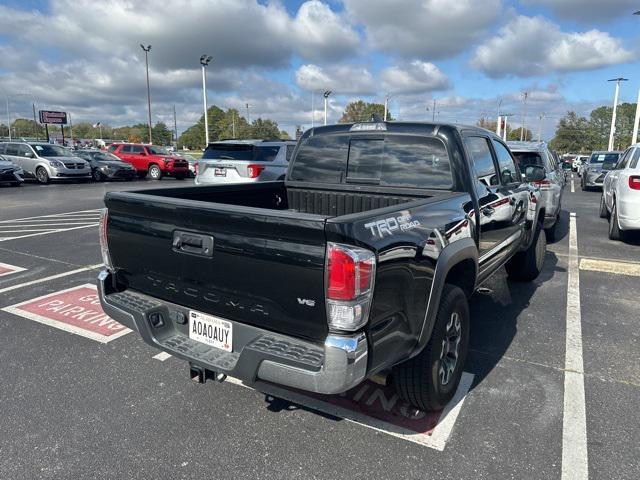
[36,167,49,184]
[599,195,609,219]
[92,169,104,182]
[506,225,546,281]
[174,174,186,180]
[544,212,559,242]
[148,164,162,180]
[137,171,147,179]
[393,284,470,411]
[11,182,22,187]
[608,202,623,241]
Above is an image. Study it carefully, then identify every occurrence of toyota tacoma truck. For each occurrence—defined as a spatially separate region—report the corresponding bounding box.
[98,122,545,411]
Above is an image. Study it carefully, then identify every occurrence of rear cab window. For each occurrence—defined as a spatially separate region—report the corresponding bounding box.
[290,134,452,189]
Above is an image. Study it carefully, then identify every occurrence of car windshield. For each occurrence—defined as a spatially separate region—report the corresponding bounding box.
[146,146,170,155]
[512,152,544,169]
[30,144,68,157]
[590,153,619,164]
[202,144,280,162]
[94,152,122,162]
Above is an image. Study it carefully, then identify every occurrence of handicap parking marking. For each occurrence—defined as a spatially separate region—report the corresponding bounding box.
[0,209,102,242]
[579,258,640,277]
[224,372,473,451]
[0,262,27,277]
[2,283,131,344]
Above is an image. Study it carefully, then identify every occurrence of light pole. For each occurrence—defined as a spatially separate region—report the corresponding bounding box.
[200,54,212,146]
[384,93,390,121]
[496,98,503,136]
[607,77,628,151]
[5,96,10,141]
[323,91,332,125]
[537,112,546,142]
[520,91,529,141]
[140,44,153,144]
[632,12,640,144]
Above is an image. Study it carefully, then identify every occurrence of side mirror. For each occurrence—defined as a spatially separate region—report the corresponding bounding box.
[525,165,545,183]
[24,152,34,158]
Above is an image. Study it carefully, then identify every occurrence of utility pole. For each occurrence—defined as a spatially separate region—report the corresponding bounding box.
[69,113,73,147]
[140,44,153,144]
[432,98,436,122]
[608,77,628,150]
[323,90,332,125]
[496,98,503,136]
[232,110,236,138]
[384,94,390,121]
[200,54,212,146]
[501,113,514,141]
[311,91,315,128]
[246,103,251,124]
[520,91,529,141]
[632,87,640,145]
[6,97,11,141]
[32,102,38,140]
[537,112,545,142]
[173,104,178,147]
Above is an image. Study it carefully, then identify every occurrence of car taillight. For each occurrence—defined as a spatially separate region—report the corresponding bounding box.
[629,176,640,190]
[533,179,552,190]
[99,208,114,271]
[326,243,376,331]
[247,164,265,178]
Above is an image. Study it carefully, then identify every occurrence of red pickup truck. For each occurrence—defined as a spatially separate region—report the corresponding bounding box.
[108,143,189,180]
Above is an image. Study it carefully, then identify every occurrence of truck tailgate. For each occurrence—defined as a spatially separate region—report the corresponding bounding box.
[105,192,329,342]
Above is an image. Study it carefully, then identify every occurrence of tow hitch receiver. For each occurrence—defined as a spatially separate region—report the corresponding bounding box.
[189,363,227,384]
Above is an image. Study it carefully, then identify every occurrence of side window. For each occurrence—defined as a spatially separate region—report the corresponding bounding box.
[492,140,519,184]
[108,145,117,153]
[617,148,632,169]
[121,145,132,153]
[17,145,32,157]
[285,144,295,162]
[630,148,640,169]
[5,143,19,156]
[131,145,144,154]
[465,136,498,186]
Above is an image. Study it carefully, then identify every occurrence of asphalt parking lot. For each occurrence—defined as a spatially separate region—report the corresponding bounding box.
[0,175,638,480]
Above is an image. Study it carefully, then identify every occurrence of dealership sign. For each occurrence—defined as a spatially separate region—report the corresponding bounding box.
[39,110,68,125]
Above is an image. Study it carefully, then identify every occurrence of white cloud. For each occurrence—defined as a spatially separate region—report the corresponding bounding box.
[343,0,501,59]
[471,15,634,78]
[295,64,376,95]
[524,0,637,23]
[380,61,450,94]
[291,1,361,62]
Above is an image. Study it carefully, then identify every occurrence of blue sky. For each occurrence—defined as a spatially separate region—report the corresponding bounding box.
[0,0,638,139]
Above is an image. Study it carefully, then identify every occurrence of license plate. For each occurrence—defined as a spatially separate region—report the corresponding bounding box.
[188,310,232,352]
[214,168,226,177]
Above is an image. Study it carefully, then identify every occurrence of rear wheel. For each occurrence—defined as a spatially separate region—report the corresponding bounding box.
[92,169,104,182]
[608,202,623,241]
[599,195,609,219]
[36,167,49,184]
[506,225,546,281]
[393,284,470,411]
[148,164,162,180]
[137,171,147,179]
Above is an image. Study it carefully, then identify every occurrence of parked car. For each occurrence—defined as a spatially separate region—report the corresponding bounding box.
[171,153,198,178]
[0,142,91,184]
[0,154,24,186]
[581,151,621,191]
[600,144,640,240]
[195,140,296,185]
[98,121,545,412]
[74,149,136,181]
[508,141,564,241]
[108,143,189,180]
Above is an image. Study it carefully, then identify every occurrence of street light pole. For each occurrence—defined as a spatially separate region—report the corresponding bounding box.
[520,91,528,141]
[5,97,10,141]
[607,77,628,151]
[537,112,545,142]
[140,44,153,144]
[200,54,213,146]
[323,91,332,125]
[384,94,390,121]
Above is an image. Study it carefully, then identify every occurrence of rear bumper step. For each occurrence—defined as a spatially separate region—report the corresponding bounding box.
[98,270,368,395]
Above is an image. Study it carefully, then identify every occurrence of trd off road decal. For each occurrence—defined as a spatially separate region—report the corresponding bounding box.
[364,214,421,238]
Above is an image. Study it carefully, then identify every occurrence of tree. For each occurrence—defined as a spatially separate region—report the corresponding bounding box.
[152,122,173,145]
[508,127,533,141]
[339,101,393,123]
[279,130,291,140]
[549,111,589,152]
[9,118,45,139]
[250,118,280,139]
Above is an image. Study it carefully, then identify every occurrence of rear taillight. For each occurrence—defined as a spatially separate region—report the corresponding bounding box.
[247,164,265,178]
[326,243,376,331]
[629,176,640,190]
[99,208,114,271]
[533,179,552,190]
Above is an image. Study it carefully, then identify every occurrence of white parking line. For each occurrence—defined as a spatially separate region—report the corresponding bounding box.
[571,178,575,193]
[153,352,172,361]
[0,209,102,242]
[0,264,102,294]
[561,212,588,480]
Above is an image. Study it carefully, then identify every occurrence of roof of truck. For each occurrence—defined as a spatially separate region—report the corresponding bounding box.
[306,121,501,139]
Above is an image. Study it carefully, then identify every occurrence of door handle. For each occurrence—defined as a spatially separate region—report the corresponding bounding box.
[172,231,214,257]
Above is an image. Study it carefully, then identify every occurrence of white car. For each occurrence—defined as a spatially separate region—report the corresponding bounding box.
[600,144,640,240]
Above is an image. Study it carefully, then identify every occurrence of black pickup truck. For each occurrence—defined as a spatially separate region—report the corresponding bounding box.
[98,122,546,411]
